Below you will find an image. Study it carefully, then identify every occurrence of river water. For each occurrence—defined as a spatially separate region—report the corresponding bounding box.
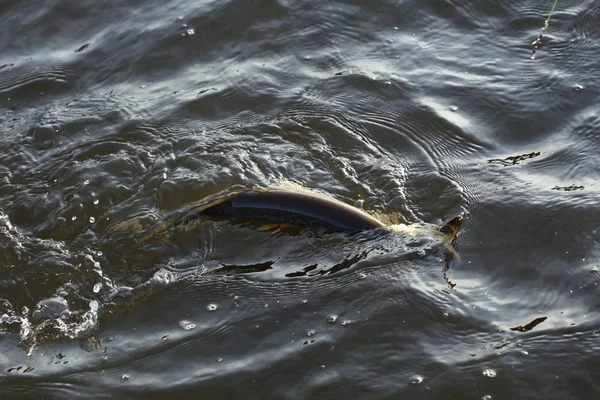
[1,0,599,398]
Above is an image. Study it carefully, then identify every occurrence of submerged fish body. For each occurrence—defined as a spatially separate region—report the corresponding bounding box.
[160,186,462,244]
[198,188,386,233]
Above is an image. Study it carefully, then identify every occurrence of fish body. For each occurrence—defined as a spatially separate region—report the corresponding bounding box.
[199,188,387,233]
[168,186,462,242]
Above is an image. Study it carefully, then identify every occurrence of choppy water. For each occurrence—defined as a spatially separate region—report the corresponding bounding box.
[1,0,599,398]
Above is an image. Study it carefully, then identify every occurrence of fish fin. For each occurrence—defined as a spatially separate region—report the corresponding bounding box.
[439,216,463,237]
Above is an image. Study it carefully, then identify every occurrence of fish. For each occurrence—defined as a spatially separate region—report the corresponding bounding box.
[151,186,462,244]
[105,185,462,282]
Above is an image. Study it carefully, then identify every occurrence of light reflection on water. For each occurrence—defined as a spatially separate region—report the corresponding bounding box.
[1,0,600,398]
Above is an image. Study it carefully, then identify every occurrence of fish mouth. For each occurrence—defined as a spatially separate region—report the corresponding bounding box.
[439,216,463,237]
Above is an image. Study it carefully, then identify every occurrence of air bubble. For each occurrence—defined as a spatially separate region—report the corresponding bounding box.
[411,376,424,384]
[482,369,496,378]
[93,283,102,293]
[207,304,218,311]
[327,315,337,323]
[84,180,89,185]
[93,199,99,205]
[71,216,77,221]
[307,330,316,337]
[179,320,196,330]
[89,217,95,223]
[122,375,130,380]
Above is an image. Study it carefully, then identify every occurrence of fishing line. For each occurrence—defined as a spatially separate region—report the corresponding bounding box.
[497,0,560,136]
[472,0,560,198]
[461,0,561,254]
[531,0,560,59]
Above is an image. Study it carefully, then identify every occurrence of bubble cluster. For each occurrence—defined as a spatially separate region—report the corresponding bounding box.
[179,320,196,330]
[482,369,497,378]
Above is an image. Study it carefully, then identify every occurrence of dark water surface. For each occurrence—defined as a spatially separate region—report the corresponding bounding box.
[1,0,599,398]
